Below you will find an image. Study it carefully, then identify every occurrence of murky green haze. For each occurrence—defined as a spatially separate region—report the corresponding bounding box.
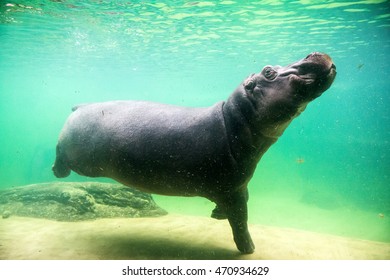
[0,0,389,242]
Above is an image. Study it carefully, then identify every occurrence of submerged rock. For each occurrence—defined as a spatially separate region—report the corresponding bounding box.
[2,210,11,219]
[0,182,167,221]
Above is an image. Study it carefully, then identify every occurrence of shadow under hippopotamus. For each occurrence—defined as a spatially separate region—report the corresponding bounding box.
[1,214,389,260]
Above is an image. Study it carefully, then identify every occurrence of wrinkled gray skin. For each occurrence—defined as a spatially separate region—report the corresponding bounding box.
[53,52,336,254]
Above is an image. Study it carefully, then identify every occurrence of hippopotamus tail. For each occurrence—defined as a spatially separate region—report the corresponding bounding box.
[52,145,71,178]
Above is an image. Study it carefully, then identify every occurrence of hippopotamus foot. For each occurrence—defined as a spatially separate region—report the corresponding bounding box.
[231,224,255,254]
[218,186,255,254]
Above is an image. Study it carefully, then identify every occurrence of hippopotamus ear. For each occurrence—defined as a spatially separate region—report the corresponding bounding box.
[243,74,256,94]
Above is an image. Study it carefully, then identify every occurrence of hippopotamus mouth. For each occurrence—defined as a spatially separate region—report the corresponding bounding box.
[278,52,337,96]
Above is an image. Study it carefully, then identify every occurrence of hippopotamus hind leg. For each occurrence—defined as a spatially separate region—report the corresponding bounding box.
[211,205,227,220]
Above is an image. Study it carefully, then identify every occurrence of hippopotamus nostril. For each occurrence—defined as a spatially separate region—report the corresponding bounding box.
[306,52,319,59]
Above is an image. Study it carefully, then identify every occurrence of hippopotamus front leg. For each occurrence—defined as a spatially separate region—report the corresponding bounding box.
[215,186,254,254]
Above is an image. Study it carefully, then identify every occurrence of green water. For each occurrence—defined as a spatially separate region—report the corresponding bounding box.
[0,0,389,243]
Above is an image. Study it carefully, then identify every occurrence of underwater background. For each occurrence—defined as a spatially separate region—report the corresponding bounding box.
[0,0,389,244]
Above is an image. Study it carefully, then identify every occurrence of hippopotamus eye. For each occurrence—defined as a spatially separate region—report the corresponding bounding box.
[263,67,277,80]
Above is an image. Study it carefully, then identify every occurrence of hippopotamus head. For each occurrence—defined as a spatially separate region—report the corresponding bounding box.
[238,52,336,138]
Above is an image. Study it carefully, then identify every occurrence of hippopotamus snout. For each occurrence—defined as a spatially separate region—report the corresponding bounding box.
[298,52,336,77]
[297,52,337,96]
[305,52,335,67]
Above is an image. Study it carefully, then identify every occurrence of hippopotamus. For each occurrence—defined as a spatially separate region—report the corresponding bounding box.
[52,52,336,254]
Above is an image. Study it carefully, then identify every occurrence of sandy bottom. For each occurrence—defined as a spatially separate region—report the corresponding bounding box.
[0,214,389,260]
